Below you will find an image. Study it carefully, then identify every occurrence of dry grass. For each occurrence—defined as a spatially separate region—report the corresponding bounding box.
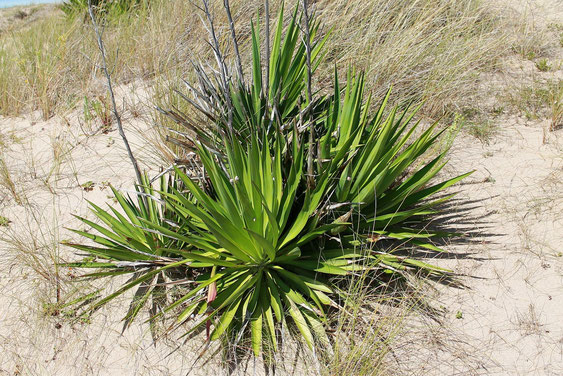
[504,78,562,129]
[0,0,523,121]
[0,1,194,119]
[321,289,406,375]
[0,152,24,205]
[316,0,513,116]
[0,204,64,309]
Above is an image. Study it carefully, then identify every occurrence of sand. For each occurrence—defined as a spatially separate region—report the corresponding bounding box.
[0,0,562,375]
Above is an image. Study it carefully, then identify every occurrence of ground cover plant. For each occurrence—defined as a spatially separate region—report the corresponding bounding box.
[65,1,472,365]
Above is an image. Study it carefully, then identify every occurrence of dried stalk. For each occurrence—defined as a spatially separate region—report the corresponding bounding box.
[87,0,143,187]
[302,0,315,190]
[223,0,244,83]
[264,0,270,99]
[201,0,233,134]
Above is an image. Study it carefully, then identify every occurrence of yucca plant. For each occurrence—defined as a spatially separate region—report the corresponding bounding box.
[160,4,329,150]
[64,174,192,331]
[67,0,471,362]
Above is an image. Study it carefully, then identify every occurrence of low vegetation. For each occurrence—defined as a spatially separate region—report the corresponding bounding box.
[65,3,470,366]
[505,79,562,130]
[60,0,143,18]
[1,0,519,122]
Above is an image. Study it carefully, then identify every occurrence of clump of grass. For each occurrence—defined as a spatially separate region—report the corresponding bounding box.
[452,109,497,143]
[14,9,28,20]
[535,58,551,72]
[320,274,413,376]
[467,119,497,143]
[504,79,562,130]
[80,180,95,191]
[316,0,512,116]
[82,95,113,131]
[1,206,64,307]
[511,9,553,61]
[0,153,23,205]
[0,215,11,227]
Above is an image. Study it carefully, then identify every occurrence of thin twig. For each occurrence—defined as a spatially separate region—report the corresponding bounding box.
[201,0,233,135]
[302,0,315,190]
[264,0,270,99]
[223,0,244,83]
[87,0,143,187]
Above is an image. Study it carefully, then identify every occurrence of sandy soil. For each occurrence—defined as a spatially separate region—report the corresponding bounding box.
[0,0,562,375]
[389,0,563,373]
[0,4,60,33]
[425,1,563,374]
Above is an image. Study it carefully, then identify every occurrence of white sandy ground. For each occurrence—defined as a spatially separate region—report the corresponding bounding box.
[0,1,562,375]
[434,118,562,376]
[410,1,563,374]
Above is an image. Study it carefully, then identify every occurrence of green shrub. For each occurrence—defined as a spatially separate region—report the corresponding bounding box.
[67,3,470,361]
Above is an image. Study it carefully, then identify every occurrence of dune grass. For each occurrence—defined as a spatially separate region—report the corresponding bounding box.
[316,0,512,116]
[0,0,519,121]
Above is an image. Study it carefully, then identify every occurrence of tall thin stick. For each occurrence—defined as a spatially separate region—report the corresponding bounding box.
[264,0,270,100]
[223,0,244,83]
[202,0,233,135]
[87,1,143,187]
[302,0,315,190]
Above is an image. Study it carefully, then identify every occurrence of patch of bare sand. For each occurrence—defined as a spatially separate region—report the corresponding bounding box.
[398,0,563,373]
[430,118,562,375]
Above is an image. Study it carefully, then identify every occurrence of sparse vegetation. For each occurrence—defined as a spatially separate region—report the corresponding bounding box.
[80,180,95,191]
[0,153,23,205]
[61,0,142,18]
[82,95,113,131]
[0,215,10,227]
[504,79,562,130]
[1,206,64,308]
[468,118,498,143]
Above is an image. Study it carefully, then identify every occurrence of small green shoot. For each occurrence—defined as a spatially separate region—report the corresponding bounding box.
[0,215,11,227]
[535,58,551,72]
[81,181,95,191]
